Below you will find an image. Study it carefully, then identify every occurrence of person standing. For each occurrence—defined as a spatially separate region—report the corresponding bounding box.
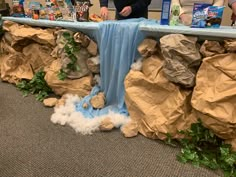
[229,0,236,14]
[229,0,236,25]
[99,0,152,20]
[171,0,225,25]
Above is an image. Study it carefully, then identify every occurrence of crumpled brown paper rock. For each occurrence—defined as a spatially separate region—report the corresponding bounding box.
[51,29,74,58]
[43,98,58,107]
[3,21,56,49]
[99,117,115,131]
[124,55,196,140]
[138,38,158,58]
[121,120,139,138]
[160,34,202,87]
[224,39,236,53]
[44,60,92,96]
[60,48,90,79]
[86,56,100,74]
[23,43,55,72]
[200,40,225,57]
[191,53,236,139]
[1,53,33,84]
[90,92,105,109]
[1,33,18,54]
[73,32,90,48]
[87,39,98,56]
[52,30,91,80]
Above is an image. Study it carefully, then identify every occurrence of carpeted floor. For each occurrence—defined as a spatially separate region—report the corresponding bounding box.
[0,80,222,177]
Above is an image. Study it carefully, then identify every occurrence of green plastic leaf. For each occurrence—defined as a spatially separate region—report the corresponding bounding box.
[62,32,71,40]
[57,69,67,81]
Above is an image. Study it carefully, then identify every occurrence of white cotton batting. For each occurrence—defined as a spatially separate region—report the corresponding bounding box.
[50,95,129,135]
[131,58,143,71]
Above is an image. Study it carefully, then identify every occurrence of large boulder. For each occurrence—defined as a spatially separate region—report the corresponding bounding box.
[1,53,33,84]
[3,21,56,50]
[192,53,236,139]
[160,34,202,87]
[44,60,92,96]
[124,55,196,140]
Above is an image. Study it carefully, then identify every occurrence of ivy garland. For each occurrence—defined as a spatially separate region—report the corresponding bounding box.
[166,120,236,177]
[57,32,81,80]
[17,70,53,101]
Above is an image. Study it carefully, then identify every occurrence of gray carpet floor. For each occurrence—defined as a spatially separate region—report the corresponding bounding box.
[0,80,222,177]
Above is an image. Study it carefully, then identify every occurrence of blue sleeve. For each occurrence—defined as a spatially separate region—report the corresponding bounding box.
[229,0,236,7]
[100,0,108,7]
[130,0,152,13]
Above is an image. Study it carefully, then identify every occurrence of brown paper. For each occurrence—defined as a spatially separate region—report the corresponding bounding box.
[44,60,92,96]
[224,39,236,53]
[23,43,55,72]
[90,92,105,109]
[52,30,91,79]
[121,120,139,138]
[99,117,114,131]
[43,98,58,107]
[137,38,158,58]
[73,32,90,48]
[87,39,98,56]
[51,29,74,58]
[124,55,196,140]
[192,53,236,139]
[86,56,100,74]
[3,21,56,49]
[200,40,225,57]
[61,48,91,79]
[0,36,17,54]
[0,53,33,84]
[160,34,202,87]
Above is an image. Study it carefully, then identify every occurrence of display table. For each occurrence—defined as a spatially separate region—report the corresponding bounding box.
[2,17,236,118]
[3,17,236,40]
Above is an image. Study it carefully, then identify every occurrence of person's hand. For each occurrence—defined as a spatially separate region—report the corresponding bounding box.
[119,6,132,17]
[179,13,192,26]
[232,2,236,16]
[100,6,109,20]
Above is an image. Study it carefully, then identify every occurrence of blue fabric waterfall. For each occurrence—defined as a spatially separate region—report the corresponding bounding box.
[75,18,147,118]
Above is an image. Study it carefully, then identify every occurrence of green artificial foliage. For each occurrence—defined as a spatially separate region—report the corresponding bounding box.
[17,70,53,101]
[176,121,236,177]
[57,69,67,81]
[170,5,180,26]
[57,32,81,80]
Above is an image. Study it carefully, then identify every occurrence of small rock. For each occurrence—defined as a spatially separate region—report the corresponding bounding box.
[83,103,88,109]
[121,120,139,138]
[99,117,114,131]
[43,98,58,107]
[138,38,158,58]
[73,32,90,48]
[90,92,105,109]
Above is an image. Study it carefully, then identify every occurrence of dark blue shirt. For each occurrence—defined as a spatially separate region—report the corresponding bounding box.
[100,0,152,20]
